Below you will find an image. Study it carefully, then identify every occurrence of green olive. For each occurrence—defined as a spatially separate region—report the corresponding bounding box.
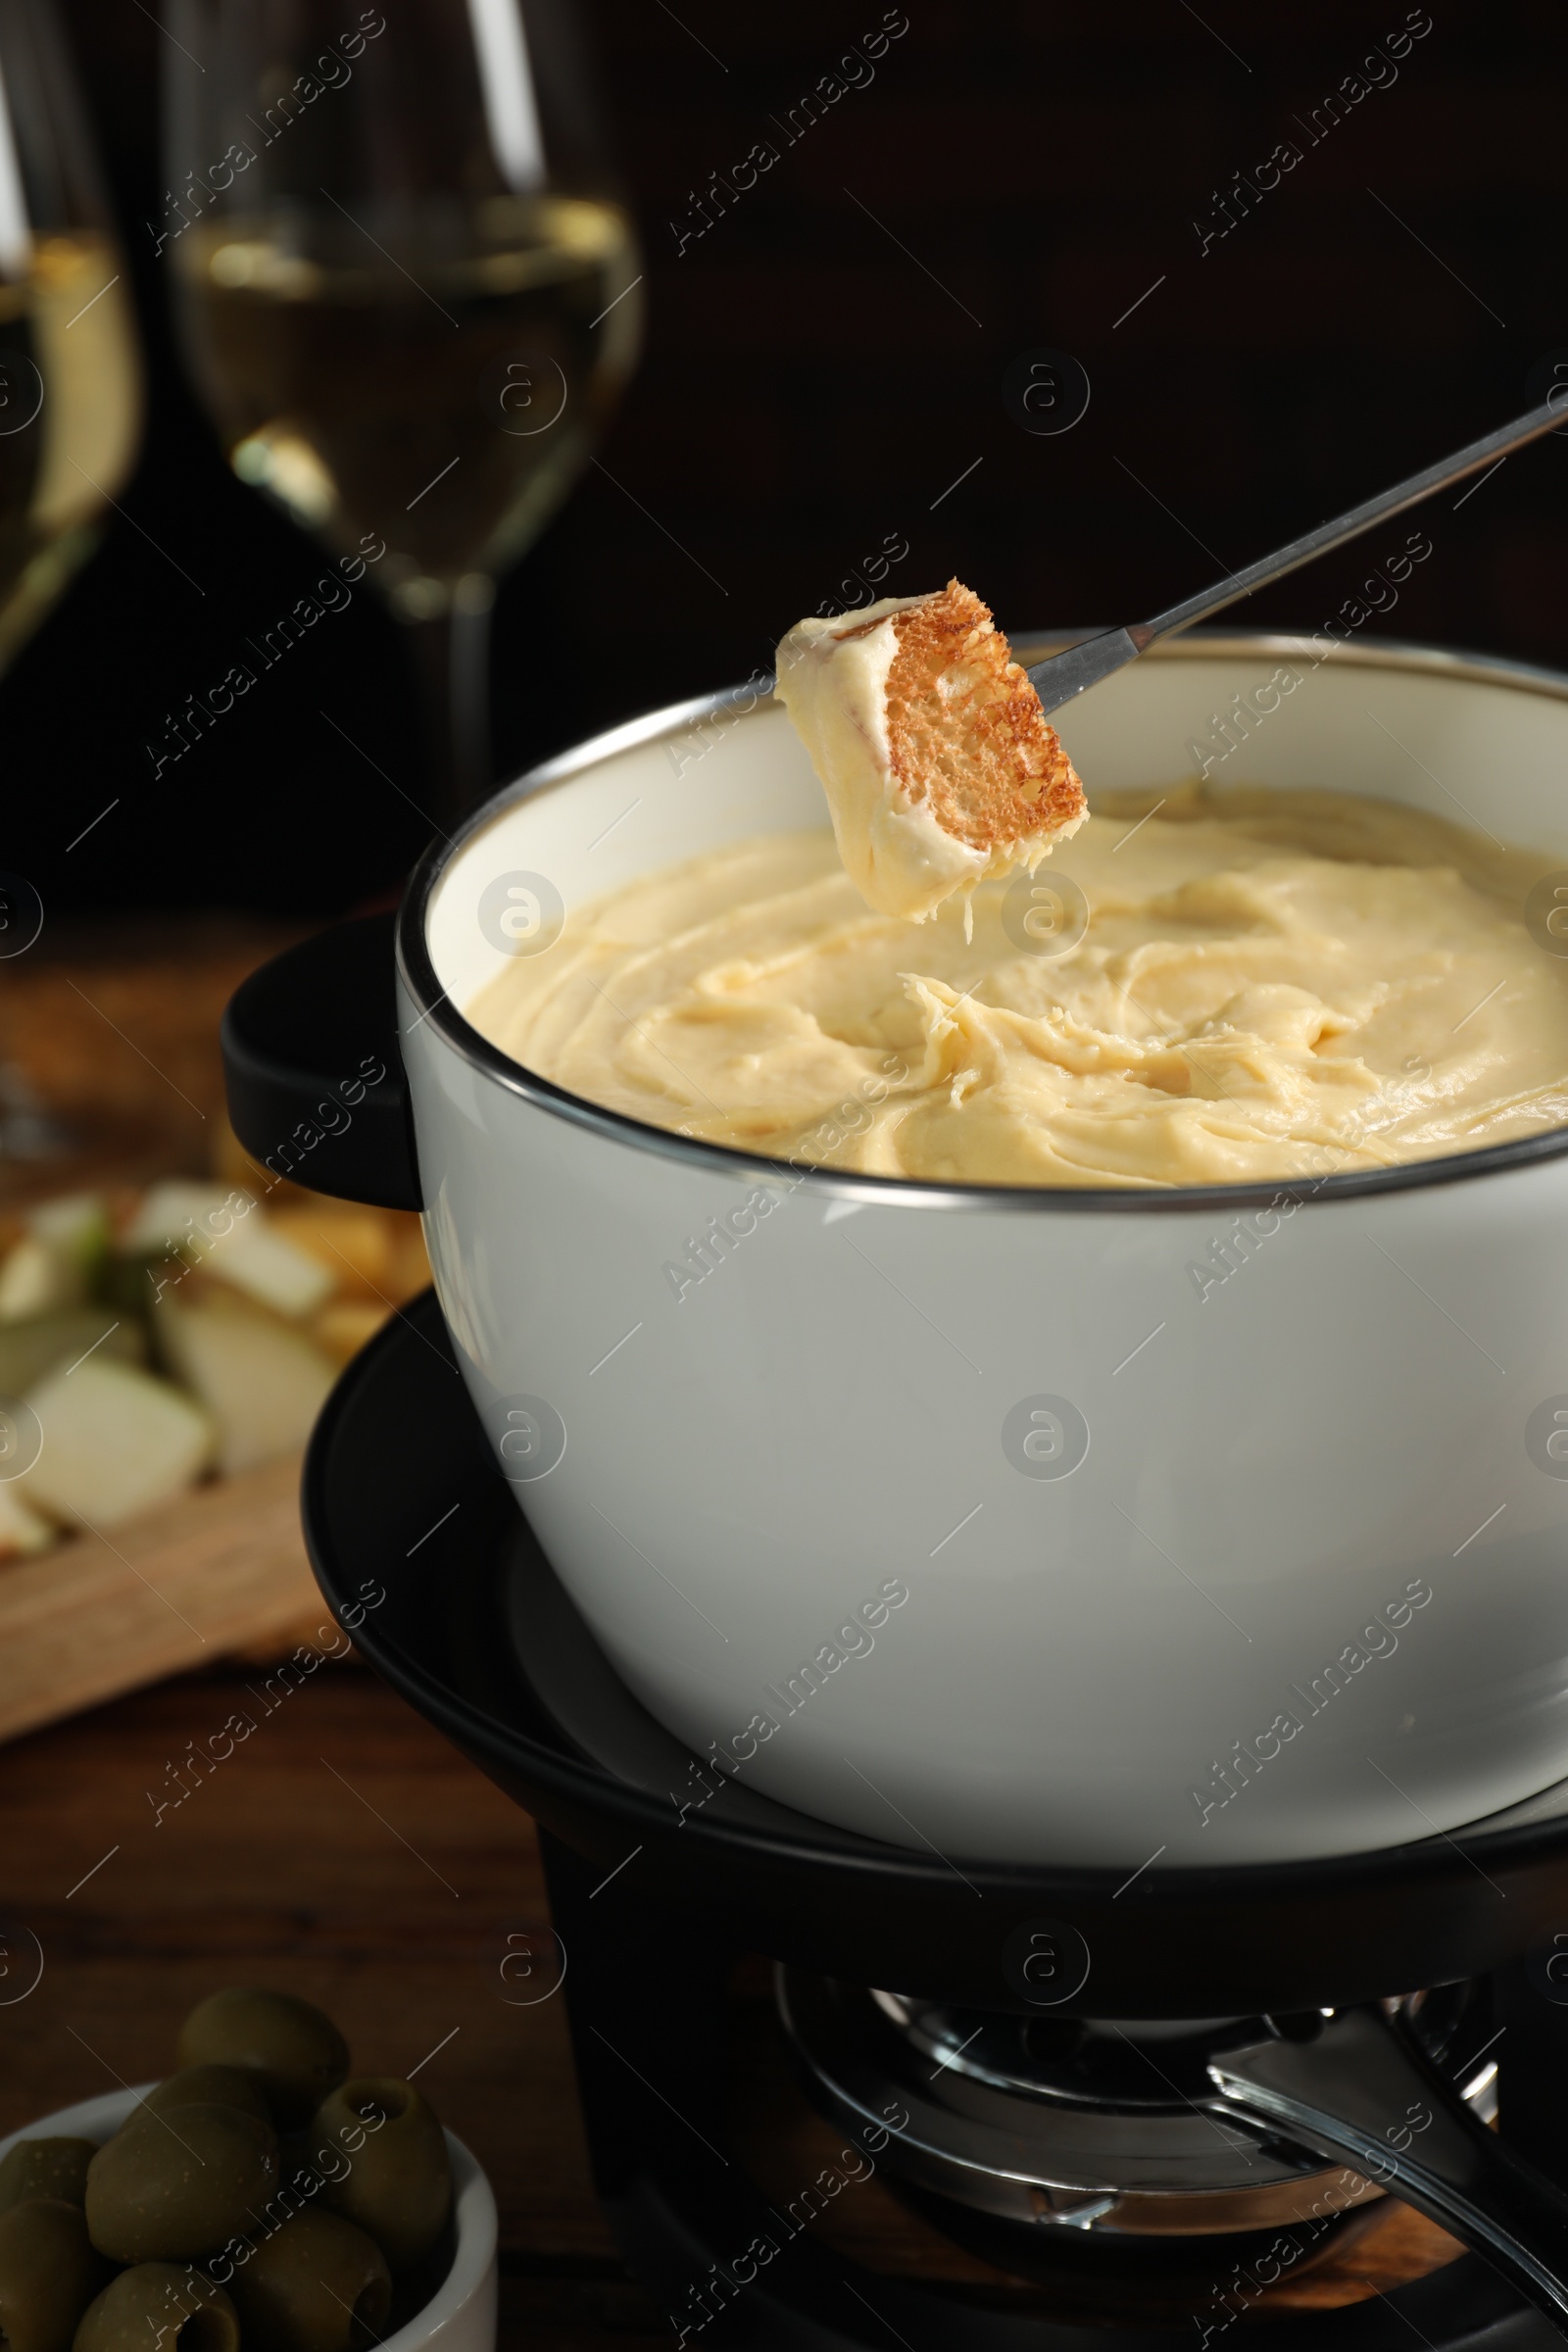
[311,2078,451,2269]
[225,2210,390,2352]
[135,2068,272,2129]
[74,2265,239,2352]
[176,1990,348,2129]
[84,2102,278,2263]
[0,2136,95,2214]
[0,2197,104,2352]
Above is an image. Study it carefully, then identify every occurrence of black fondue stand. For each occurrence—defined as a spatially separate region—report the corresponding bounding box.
[226,921,1568,2352]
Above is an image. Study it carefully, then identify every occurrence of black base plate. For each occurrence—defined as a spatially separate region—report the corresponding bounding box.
[303,1291,1568,2018]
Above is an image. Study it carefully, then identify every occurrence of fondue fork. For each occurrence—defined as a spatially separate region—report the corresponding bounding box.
[1026,399,1568,716]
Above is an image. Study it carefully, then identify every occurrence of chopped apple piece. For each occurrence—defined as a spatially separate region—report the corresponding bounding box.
[0,1481,55,1558]
[212,1219,337,1319]
[19,1357,213,1529]
[160,1298,337,1474]
[0,1309,144,1396]
[0,1194,108,1322]
[125,1181,335,1320]
[0,1240,60,1322]
[32,1191,110,1258]
[123,1178,243,1260]
[123,1180,227,1238]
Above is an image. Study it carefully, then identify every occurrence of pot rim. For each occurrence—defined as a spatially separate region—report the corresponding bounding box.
[397,627,1568,1215]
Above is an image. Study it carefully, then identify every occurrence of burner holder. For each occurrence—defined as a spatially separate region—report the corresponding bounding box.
[778,1977,1500,2231]
[546,1830,1560,2352]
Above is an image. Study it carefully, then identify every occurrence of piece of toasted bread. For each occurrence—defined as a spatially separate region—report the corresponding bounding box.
[874,579,1085,854]
[774,580,1087,919]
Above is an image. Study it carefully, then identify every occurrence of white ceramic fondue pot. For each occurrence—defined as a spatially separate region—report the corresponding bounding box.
[288,632,1568,1870]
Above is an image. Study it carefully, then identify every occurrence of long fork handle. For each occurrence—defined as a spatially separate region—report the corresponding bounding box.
[1025,398,1567,715]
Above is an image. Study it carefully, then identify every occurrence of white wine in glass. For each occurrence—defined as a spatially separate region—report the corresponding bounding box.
[0,0,141,672]
[165,0,642,814]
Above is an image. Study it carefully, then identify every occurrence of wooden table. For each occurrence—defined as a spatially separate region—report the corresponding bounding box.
[0,919,1465,2338]
[0,1657,1463,2347]
[0,1662,663,2347]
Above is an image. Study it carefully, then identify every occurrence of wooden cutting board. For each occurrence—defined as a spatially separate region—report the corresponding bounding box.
[0,914,394,1740]
[0,1452,325,1741]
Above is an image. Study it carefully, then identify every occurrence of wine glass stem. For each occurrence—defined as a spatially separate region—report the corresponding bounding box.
[406,596,493,824]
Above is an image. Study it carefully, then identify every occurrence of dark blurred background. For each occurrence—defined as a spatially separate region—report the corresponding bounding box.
[13,0,1568,917]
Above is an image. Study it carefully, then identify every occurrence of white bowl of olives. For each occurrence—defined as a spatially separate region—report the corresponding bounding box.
[0,1988,498,2352]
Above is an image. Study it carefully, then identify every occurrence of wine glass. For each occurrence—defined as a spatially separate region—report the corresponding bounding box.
[162,0,642,818]
[0,0,142,673]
